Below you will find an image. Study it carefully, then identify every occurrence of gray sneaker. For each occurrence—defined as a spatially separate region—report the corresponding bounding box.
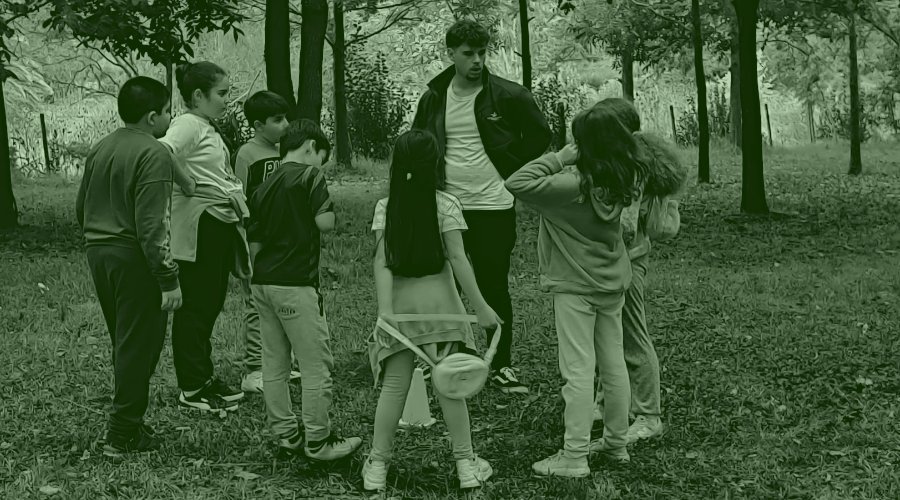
[304,433,362,461]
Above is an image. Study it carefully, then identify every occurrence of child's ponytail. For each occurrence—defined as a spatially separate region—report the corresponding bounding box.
[175,61,227,108]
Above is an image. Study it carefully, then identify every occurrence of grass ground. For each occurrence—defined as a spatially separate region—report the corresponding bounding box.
[1,142,899,499]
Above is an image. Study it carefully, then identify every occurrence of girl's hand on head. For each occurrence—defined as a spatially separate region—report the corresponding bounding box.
[556,143,579,166]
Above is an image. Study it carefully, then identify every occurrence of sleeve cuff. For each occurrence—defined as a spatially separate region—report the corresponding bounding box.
[158,274,180,292]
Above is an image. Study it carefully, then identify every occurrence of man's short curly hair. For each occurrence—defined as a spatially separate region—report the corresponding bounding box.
[445,19,490,49]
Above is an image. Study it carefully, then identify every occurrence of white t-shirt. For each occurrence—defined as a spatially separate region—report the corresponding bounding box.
[443,83,514,211]
[160,113,243,195]
[371,191,468,234]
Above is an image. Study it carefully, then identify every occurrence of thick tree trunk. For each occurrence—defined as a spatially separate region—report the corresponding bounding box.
[0,81,17,229]
[519,0,532,90]
[296,0,328,123]
[733,0,768,214]
[332,0,352,166]
[848,10,862,175]
[729,16,742,148]
[692,0,710,184]
[265,0,297,117]
[621,41,634,101]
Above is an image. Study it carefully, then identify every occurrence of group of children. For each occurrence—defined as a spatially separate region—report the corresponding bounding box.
[77,59,685,489]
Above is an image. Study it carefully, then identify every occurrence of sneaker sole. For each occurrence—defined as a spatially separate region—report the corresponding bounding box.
[305,443,362,462]
[532,467,590,478]
[219,393,244,402]
[178,399,240,412]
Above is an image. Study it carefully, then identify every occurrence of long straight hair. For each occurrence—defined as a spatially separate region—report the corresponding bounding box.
[383,130,445,278]
[571,98,648,206]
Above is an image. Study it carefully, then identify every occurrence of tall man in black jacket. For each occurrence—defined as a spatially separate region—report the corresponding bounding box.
[412,19,551,393]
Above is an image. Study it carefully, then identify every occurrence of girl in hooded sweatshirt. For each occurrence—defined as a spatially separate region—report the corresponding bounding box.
[505,98,650,478]
[591,99,686,445]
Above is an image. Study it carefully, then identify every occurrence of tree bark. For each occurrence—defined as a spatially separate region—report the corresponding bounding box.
[0,81,17,229]
[266,0,297,118]
[692,0,710,184]
[729,14,742,148]
[332,0,352,166]
[621,40,634,101]
[733,0,768,214]
[165,62,174,110]
[519,0,532,90]
[296,0,328,123]
[848,8,862,175]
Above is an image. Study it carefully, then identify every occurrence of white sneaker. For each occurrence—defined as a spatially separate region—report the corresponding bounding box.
[626,415,664,444]
[532,450,590,478]
[456,456,493,489]
[304,433,362,461]
[588,439,631,463]
[361,455,388,491]
[241,371,263,394]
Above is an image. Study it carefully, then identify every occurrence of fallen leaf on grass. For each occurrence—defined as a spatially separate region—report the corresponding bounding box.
[827,450,847,456]
[80,450,90,461]
[0,442,11,449]
[685,451,699,459]
[39,486,60,496]
[234,470,261,481]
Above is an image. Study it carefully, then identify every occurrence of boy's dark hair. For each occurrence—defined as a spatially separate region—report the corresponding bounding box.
[175,61,227,107]
[243,91,290,128]
[445,19,490,49]
[384,130,445,278]
[280,119,331,162]
[117,76,169,124]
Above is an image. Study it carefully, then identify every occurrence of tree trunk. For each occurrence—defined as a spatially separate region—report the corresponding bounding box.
[266,0,297,118]
[807,100,816,143]
[733,0,768,214]
[332,0,351,166]
[296,0,328,123]
[519,0,532,90]
[165,62,174,110]
[848,9,862,175]
[0,81,17,229]
[729,15,742,148]
[692,0,710,184]
[621,41,634,101]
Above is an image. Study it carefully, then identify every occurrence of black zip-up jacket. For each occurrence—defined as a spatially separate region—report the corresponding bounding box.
[412,65,551,183]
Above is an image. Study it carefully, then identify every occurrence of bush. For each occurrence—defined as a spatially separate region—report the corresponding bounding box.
[532,73,598,151]
[817,90,877,142]
[346,48,410,160]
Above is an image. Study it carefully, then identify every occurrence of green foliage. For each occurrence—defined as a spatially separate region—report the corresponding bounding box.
[531,72,599,150]
[817,90,879,142]
[213,101,253,168]
[345,48,410,160]
[44,0,245,66]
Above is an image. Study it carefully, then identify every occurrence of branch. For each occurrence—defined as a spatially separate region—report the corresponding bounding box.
[346,5,416,47]
[628,0,684,26]
[345,0,424,12]
[758,38,810,56]
[4,0,52,24]
[857,10,900,46]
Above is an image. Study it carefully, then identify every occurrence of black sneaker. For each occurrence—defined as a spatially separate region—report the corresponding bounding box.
[491,367,529,394]
[178,384,240,412]
[102,425,159,458]
[208,378,244,402]
[276,429,305,457]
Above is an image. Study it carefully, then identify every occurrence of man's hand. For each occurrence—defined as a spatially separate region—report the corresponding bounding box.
[161,287,183,311]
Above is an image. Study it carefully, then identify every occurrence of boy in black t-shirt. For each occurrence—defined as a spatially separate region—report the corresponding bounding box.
[247,120,361,461]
